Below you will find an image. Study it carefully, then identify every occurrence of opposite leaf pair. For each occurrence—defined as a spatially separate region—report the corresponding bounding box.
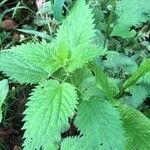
[1,0,150,150]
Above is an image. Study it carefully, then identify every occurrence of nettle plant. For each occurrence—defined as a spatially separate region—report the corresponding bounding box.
[1,0,150,150]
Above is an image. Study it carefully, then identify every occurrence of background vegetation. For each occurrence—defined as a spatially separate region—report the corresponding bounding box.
[0,0,150,150]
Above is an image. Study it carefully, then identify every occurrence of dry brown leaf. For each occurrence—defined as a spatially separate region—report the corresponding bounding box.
[1,19,17,30]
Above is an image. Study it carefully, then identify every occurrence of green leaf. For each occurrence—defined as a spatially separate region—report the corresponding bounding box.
[79,75,104,101]
[56,0,95,49]
[0,43,67,84]
[71,68,104,101]
[61,137,87,150]
[55,40,69,65]
[22,80,78,150]
[0,79,9,105]
[119,104,150,150]
[44,142,59,150]
[13,43,64,73]
[75,97,124,150]
[123,85,148,107]
[116,0,150,26]
[111,24,136,39]
[0,79,9,122]
[103,51,137,72]
[140,72,150,84]
[71,67,92,87]
[113,0,150,38]
[94,62,114,101]
[92,30,105,47]
[123,58,150,90]
[108,77,120,96]
[66,45,105,72]
[53,0,65,21]
[0,51,49,84]
[55,0,105,72]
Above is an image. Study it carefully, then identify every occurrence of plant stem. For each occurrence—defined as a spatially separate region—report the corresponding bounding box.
[114,89,124,99]
[46,14,52,35]
[61,73,70,84]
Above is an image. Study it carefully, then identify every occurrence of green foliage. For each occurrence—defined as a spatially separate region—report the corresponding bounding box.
[94,62,114,100]
[55,0,106,71]
[123,58,150,90]
[111,24,136,39]
[0,0,150,149]
[123,84,148,107]
[120,104,150,150]
[112,0,150,38]
[77,70,103,101]
[53,0,65,21]
[61,137,87,150]
[44,142,58,150]
[23,80,78,150]
[75,97,124,150]
[56,0,94,49]
[0,50,49,84]
[0,51,50,84]
[116,0,150,26]
[0,79,9,122]
[102,51,137,72]
[66,45,104,72]
[140,72,150,84]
